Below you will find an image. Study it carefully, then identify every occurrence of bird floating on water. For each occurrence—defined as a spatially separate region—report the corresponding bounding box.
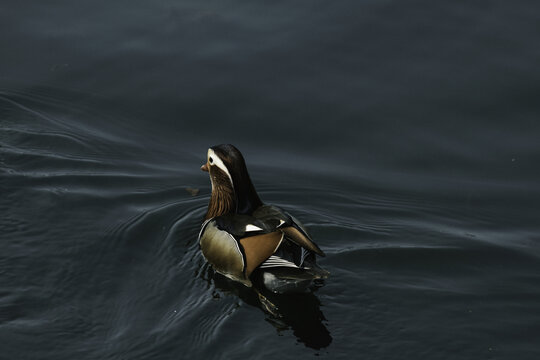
[198,144,329,293]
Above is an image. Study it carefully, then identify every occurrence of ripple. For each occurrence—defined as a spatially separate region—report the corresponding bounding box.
[1,86,539,358]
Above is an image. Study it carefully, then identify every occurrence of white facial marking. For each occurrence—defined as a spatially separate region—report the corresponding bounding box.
[245,224,263,232]
[207,148,233,188]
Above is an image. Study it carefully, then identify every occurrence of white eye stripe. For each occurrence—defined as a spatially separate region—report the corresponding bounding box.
[208,148,233,187]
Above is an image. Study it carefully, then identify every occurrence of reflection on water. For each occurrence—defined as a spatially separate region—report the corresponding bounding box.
[204,269,332,350]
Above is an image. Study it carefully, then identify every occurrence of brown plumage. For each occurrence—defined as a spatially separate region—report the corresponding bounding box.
[204,167,236,220]
[239,231,284,277]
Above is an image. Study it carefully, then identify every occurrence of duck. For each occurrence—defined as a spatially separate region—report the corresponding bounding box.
[198,144,329,294]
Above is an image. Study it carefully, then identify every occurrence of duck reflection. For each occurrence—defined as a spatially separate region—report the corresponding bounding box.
[205,267,332,350]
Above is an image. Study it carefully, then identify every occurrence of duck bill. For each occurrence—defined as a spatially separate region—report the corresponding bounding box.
[201,163,209,172]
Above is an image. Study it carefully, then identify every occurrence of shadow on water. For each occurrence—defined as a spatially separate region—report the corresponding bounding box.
[202,268,332,350]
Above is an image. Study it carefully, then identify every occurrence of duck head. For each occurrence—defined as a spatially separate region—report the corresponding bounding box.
[201,144,262,219]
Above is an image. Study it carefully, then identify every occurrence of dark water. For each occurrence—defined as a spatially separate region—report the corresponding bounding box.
[2,0,540,358]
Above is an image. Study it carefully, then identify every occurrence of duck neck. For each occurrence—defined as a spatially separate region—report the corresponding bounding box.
[205,183,236,220]
[234,181,262,215]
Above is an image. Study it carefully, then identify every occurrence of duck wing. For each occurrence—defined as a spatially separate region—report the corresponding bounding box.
[252,205,325,257]
[239,232,284,277]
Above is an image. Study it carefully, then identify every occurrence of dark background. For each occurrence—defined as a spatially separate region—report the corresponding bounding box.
[1,1,540,359]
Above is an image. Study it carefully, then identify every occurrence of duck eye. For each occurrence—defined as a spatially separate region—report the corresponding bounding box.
[209,156,214,164]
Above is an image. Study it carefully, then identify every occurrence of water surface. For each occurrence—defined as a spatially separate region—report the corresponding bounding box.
[2,1,540,359]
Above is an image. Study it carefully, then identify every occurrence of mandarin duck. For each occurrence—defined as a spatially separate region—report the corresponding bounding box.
[198,144,328,293]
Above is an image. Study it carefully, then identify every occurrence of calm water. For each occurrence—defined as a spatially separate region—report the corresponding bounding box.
[2,1,540,358]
